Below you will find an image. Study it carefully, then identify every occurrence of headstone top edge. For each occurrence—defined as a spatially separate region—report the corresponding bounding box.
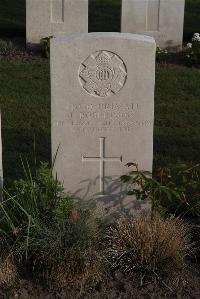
[51,32,156,45]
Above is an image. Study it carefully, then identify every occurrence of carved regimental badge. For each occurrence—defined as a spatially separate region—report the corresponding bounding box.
[79,50,127,98]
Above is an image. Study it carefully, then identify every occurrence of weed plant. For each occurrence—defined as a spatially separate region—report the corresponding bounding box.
[0,161,103,287]
[40,36,53,58]
[121,162,200,218]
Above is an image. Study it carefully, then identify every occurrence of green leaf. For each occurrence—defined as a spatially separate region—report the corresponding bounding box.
[121,175,132,182]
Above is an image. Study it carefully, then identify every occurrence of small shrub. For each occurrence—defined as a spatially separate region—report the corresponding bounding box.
[106,214,192,288]
[121,162,200,217]
[185,33,200,66]
[29,208,104,288]
[0,162,104,287]
[40,36,53,58]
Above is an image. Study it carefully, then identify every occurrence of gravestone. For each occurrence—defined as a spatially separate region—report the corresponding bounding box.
[51,32,156,218]
[121,0,185,50]
[26,0,88,46]
[0,112,3,199]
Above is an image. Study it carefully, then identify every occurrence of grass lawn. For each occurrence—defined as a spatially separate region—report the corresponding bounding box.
[0,62,199,185]
[184,0,200,40]
[0,62,51,185]
[89,0,121,32]
[0,0,200,39]
[0,0,25,37]
[154,65,200,167]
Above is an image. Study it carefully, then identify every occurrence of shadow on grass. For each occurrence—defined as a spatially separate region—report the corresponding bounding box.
[0,0,25,37]
[2,128,51,187]
[89,0,121,32]
[154,128,200,168]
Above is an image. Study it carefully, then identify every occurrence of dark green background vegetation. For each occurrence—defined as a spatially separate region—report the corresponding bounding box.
[0,0,200,185]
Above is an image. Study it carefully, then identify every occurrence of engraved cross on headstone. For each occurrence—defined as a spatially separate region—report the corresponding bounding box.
[82,137,122,195]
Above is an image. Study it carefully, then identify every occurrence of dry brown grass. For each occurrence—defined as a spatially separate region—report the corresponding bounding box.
[0,256,17,287]
[40,247,105,289]
[106,213,193,287]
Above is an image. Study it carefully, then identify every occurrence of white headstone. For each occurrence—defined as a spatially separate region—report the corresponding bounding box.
[26,0,88,45]
[0,112,3,199]
[51,33,155,218]
[121,0,185,50]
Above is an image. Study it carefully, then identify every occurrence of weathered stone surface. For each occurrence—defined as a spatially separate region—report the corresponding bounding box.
[121,0,185,50]
[51,33,155,218]
[26,0,88,45]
